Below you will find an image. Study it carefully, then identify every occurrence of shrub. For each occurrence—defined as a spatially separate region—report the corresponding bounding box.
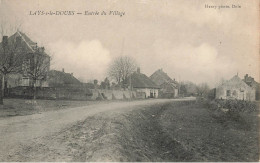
[204,99,258,126]
[206,99,258,112]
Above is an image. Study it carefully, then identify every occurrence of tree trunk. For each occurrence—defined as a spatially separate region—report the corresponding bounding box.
[0,94,3,105]
[33,81,37,100]
[0,86,4,107]
[2,75,5,97]
[0,75,3,106]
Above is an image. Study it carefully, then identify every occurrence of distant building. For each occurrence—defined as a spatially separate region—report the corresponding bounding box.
[150,69,178,98]
[48,69,81,87]
[215,75,255,101]
[129,68,160,98]
[243,74,260,100]
[0,31,50,88]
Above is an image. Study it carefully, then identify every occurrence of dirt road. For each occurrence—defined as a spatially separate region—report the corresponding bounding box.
[0,98,194,161]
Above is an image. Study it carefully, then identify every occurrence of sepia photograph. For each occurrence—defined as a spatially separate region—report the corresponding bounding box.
[0,0,259,162]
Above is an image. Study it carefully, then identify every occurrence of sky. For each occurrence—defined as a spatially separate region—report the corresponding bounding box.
[0,0,259,87]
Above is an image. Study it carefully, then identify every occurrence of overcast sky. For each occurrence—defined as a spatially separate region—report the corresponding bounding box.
[0,0,259,87]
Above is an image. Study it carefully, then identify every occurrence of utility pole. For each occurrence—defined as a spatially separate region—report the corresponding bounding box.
[33,43,38,100]
[178,74,181,97]
[121,37,125,57]
[130,74,132,99]
[120,37,124,90]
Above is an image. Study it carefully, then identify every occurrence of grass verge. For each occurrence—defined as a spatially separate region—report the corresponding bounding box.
[6,100,259,161]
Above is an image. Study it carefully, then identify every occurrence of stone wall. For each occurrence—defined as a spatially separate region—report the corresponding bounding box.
[8,86,92,100]
[91,89,137,100]
[7,86,138,101]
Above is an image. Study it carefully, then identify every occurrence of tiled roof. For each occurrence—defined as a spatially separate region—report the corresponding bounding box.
[48,70,81,86]
[160,81,178,89]
[16,31,36,52]
[221,75,252,89]
[130,72,160,89]
[150,69,177,86]
[0,31,49,57]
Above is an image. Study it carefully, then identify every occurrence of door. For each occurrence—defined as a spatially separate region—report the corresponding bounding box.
[150,90,154,98]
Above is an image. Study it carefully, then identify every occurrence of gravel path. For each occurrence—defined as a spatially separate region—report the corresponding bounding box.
[0,98,194,161]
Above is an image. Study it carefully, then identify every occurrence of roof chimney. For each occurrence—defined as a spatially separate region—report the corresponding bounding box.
[2,36,8,48]
[244,74,248,79]
[39,47,45,53]
[137,67,140,73]
[62,68,65,73]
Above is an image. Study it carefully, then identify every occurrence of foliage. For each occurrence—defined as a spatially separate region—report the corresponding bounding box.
[207,88,216,100]
[100,77,110,89]
[0,39,25,76]
[22,47,50,99]
[179,83,187,96]
[0,32,25,103]
[207,99,258,113]
[24,51,50,83]
[204,99,258,125]
[179,81,197,96]
[84,82,95,89]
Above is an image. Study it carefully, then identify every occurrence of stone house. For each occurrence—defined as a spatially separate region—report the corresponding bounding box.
[215,75,255,101]
[0,31,50,88]
[129,68,160,98]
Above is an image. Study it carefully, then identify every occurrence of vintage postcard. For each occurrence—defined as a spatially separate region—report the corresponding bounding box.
[0,0,259,162]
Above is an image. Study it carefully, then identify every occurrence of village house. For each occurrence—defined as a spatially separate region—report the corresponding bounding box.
[0,31,50,88]
[150,69,179,98]
[129,68,160,98]
[215,75,255,101]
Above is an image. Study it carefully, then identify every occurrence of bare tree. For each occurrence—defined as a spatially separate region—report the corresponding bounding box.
[196,83,210,97]
[0,20,22,105]
[179,82,187,97]
[24,46,50,99]
[108,56,137,88]
[1,19,22,37]
[0,37,25,91]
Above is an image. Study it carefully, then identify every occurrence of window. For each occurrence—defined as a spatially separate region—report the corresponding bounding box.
[226,90,231,96]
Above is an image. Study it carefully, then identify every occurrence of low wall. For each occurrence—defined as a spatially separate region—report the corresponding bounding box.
[8,86,92,100]
[7,87,138,101]
[91,89,137,100]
